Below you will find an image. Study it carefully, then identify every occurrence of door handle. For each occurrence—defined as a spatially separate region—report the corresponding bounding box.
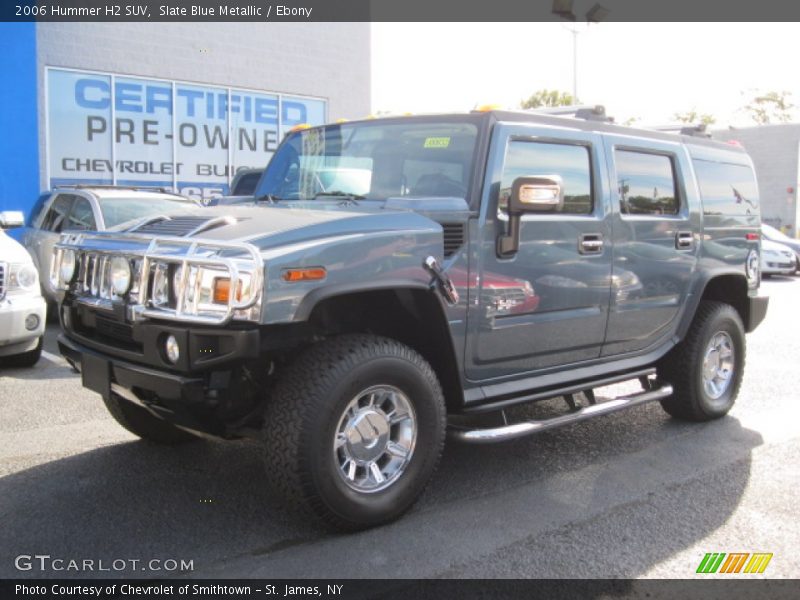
[676,231,693,249]
[579,233,604,255]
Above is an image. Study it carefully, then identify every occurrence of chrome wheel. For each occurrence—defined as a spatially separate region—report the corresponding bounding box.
[702,331,735,400]
[334,385,417,493]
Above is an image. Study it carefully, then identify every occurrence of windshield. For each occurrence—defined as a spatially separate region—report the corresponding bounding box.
[99,197,196,228]
[762,223,792,242]
[256,120,479,201]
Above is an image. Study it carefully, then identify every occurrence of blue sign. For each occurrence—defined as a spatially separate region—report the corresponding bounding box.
[47,68,327,202]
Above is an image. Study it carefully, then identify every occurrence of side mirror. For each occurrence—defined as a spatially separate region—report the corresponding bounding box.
[497,176,564,256]
[0,210,25,229]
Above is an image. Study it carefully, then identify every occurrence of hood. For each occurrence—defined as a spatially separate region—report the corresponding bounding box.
[121,203,454,251]
[0,229,35,264]
[762,238,796,255]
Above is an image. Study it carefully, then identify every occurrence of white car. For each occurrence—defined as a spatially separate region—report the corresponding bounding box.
[0,211,46,367]
[761,238,797,276]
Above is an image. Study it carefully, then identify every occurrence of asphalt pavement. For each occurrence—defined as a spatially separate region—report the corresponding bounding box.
[1,277,798,579]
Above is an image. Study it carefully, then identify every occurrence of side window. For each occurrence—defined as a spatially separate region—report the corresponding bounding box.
[499,141,593,215]
[692,159,758,216]
[615,150,679,215]
[40,194,75,232]
[27,193,52,227]
[65,197,97,231]
[231,172,261,196]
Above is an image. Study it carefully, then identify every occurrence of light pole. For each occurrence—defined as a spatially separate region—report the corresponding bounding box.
[561,24,580,102]
[553,2,610,103]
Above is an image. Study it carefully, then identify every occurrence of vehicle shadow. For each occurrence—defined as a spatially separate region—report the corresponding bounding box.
[761,274,798,283]
[0,400,762,581]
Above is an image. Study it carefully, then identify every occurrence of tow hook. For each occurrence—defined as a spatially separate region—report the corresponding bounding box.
[424,256,459,306]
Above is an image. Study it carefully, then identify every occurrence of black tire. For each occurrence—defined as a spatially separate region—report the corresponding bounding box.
[102,392,198,445]
[4,337,43,368]
[263,334,446,531]
[658,301,746,422]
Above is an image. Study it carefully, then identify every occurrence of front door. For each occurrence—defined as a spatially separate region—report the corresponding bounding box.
[465,123,612,381]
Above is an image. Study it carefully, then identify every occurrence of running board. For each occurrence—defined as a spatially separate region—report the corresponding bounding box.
[449,383,673,444]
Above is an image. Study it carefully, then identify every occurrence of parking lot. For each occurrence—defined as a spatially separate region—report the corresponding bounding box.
[1,276,799,579]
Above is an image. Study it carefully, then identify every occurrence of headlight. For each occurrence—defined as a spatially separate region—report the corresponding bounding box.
[15,264,38,289]
[152,263,169,306]
[60,249,76,284]
[109,256,132,296]
[8,263,39,291]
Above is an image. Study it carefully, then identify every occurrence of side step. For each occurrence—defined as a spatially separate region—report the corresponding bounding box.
[449,383,673,444]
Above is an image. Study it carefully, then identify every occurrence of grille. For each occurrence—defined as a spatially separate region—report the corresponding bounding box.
[131,216,216,236]
[0,262,6,301]
[442,223,465,258]
[94,314,135,345]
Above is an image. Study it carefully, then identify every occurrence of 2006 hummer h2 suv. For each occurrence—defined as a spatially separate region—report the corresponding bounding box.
[54,108,769,530]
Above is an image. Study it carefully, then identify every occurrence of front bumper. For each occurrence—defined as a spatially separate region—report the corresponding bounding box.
[0,294,46,356]
[60,298,260,373]
[58,324,260,437]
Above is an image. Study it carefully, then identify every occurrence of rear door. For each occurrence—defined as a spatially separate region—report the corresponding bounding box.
[601,135,700,356]
[465,122,613,381]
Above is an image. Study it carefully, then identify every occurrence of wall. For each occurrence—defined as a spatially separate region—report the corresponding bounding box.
[0,23,39,214]
[713,124,800,236]
[35,22,371,191]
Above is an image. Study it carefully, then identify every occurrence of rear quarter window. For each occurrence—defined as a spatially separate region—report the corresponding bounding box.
[692,159,759,217]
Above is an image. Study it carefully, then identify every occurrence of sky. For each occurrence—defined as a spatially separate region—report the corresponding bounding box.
[371,23,800,128]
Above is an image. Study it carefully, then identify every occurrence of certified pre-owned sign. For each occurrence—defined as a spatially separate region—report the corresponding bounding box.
[46,67,327,201]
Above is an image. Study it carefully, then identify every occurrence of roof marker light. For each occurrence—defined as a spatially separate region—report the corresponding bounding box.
[473,103,503,112]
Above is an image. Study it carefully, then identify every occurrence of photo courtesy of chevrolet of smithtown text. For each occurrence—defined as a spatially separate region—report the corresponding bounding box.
[1,1,799,599]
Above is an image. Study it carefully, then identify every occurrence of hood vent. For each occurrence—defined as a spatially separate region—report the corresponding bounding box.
[442,223,465,258]
[129,215,236,237]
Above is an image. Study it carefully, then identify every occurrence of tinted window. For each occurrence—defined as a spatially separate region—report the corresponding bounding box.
[98,196,196,229]
[65,197,97,231]
[499,141,593,215]
[231,171,262,196]
[28,193,53,226]
[693,159,758,216]
[40,194,75,232]
[257,121,478,201]
[615,150,679,215]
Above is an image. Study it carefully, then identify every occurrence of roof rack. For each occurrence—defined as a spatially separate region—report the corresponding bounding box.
[530,104,614,123]
[646,123,712,138]
[53,184,181,195]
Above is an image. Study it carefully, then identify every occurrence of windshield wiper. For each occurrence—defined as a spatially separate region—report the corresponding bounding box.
[254,194,282,204]
[312,191,366,206]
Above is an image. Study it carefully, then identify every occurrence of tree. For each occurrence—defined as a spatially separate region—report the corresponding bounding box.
[673,109,716,126]
[521,89,575,109]
[742,90,794,124]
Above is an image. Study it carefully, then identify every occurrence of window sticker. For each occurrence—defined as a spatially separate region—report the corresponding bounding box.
[423,137,451,149]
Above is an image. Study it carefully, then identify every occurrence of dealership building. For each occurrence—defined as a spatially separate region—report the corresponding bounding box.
[0,22,371,214]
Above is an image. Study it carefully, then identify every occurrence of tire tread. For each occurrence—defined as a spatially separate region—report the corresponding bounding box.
[263,334,446,530]
[658,300,745,421]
